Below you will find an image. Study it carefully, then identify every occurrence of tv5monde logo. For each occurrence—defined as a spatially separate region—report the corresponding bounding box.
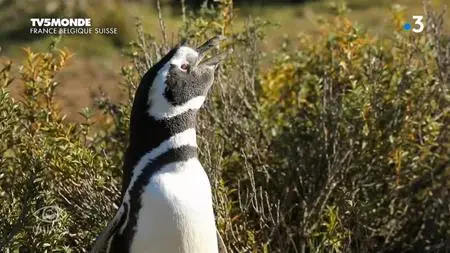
[29,18,118,35]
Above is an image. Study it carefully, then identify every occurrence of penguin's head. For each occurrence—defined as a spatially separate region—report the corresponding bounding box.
[141,36,228,120]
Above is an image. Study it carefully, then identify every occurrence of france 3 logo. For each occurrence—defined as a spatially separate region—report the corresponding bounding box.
[403,15,425,33]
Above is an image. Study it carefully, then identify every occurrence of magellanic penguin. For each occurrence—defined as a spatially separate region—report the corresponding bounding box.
[90,36,229,253]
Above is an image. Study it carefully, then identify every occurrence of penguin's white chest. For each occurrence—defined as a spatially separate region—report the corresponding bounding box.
[130,158,219,253]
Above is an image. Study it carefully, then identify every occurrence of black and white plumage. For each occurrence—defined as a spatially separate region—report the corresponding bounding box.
[90,36,229,253]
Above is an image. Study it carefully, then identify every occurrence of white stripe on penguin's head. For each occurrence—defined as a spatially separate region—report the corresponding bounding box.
[169,46,199,69]
[148,46,206,120]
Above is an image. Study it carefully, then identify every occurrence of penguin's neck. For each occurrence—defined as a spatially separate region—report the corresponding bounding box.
[138,109,196,146]
[124,109,199,177]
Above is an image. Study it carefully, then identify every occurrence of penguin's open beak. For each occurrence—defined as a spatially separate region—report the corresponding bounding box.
[197,35,226,56]
[196,36,231,68]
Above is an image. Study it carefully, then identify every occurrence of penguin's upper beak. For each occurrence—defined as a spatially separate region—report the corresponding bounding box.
[197,35,226,57]
[196,35,231,68]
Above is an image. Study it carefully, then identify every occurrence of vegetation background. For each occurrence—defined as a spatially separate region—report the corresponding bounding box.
[0,0,449,252]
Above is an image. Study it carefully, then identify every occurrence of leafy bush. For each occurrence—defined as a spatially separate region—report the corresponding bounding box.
[0,1,449,252]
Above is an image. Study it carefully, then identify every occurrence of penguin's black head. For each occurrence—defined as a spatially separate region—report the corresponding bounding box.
[141,36,228,120]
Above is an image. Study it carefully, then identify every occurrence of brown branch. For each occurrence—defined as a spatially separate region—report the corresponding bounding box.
[156,0,168,52]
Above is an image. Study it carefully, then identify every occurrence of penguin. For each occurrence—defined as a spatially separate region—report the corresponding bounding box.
[90,36,229,253]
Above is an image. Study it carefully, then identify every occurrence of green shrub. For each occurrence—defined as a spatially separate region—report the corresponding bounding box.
[0,46,120,252]
[0,1,449,252]
[258,12,449,252]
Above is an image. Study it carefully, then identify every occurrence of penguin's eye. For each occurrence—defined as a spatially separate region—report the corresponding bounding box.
[180,63,190,72]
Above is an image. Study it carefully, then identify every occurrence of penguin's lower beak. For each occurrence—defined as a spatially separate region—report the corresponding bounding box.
[200,50,232,68]
[196,36,231,68]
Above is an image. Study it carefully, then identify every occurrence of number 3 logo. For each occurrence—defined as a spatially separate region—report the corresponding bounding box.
[412,15,424,33]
